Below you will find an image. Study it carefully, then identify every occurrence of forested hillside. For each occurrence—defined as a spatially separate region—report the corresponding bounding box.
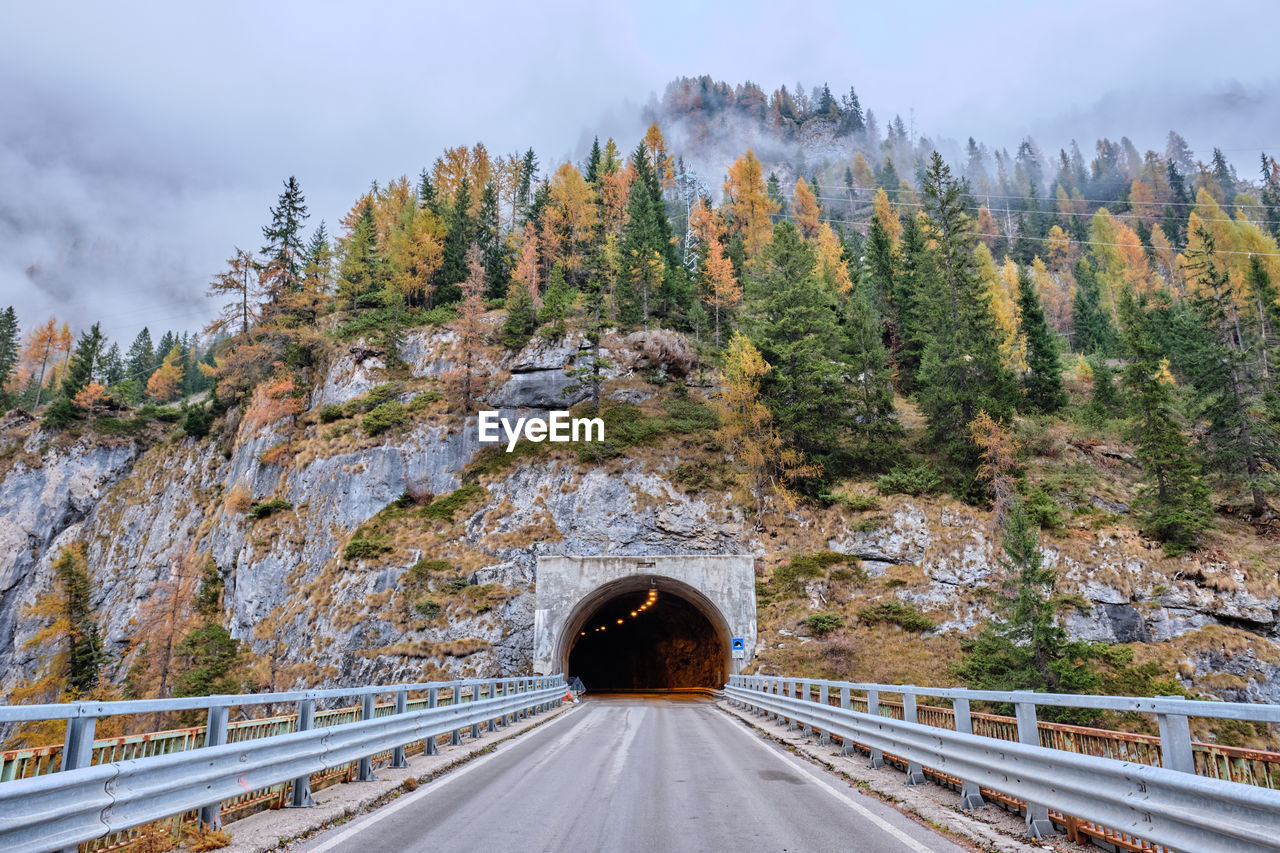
[4,76,1280,744]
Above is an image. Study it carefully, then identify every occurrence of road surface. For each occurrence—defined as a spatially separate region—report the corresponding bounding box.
[307,694,966,852]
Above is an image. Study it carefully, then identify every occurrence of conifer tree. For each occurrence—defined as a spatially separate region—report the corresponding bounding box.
[744,222,853,486]
[477,180,508,298]
[260,176,309,295]
[438,177,475,304]
[60,323,103,401]
[955,494,1102,720]
[538,263,575,339]
[891,214,933,390]
[915,153,1017,487]
[337,201,381,308]
[53,545,106,696]
[1070,258,1115,355]
[97,343,124,387]
[0,306,18,409]
[585,136,602,185]
[303,222,334,293]
[173,562,244,698]
[501,278,536,349]
[1016,267,1066,413]
[1119,294,1213,552]
[619,142,676,326]
[1182,228,1279,516]
[843,280,903,471]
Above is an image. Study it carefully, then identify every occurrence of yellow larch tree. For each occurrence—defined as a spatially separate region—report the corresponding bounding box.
[723,150,779,262]
[792,177,821,240]
[642,123,675,191]
[544,162,599,282]
[871,188,902,245]
[985,252,1027,373]
[1032,257,1072,339]
[146,346,185,402]
[714,333,820,521]
[812,223,852,293]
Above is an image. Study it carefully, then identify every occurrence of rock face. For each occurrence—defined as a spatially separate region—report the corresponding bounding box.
[1,326,1277,705]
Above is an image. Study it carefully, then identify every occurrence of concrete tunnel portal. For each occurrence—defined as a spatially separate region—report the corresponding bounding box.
[534,555,756,692]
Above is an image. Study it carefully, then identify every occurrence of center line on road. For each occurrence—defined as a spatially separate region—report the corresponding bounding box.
[718,709,938,853]
[310,704,584,852]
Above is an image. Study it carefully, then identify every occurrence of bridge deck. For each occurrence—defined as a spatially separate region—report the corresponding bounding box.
[307,695,962,853]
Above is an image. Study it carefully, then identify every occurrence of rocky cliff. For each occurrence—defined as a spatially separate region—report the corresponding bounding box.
[1,325,1276,712]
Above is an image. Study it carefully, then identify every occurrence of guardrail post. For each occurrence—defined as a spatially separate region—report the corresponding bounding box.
[1014,700,1053,838]
[787,681,799,731]
[953,698,985,810]
[497,681,508,726]
[1156,698,1194,774]
[426,687,439,755]
[818,684,830,744]
[902,693,926,786]
[199,705,229,828]
[358,693,378,781]
[56,710,98,853]
[487,680,498,732]
[450,684,463,745]
[471,683,483,739]
[867,690,884,768]
[518,679,527,720]
[840,686,855,755]
[392,688,410,769]
[289,698,316,807]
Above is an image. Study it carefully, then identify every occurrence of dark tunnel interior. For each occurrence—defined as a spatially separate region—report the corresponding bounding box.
[566,589,726,690]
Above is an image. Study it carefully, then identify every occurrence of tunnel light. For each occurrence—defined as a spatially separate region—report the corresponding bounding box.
[630,611,638,617]
[616,618,624,624]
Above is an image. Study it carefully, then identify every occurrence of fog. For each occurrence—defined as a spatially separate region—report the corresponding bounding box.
[2,0,1275,339]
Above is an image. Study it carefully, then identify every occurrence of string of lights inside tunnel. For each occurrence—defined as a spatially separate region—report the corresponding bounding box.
[583,588,658,635]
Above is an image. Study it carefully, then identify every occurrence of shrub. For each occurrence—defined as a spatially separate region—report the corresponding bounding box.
[407,558,453,584]
[182,404,214,438]
[1024,486,1064,529]
[362,401,407,435]
[801,612,845,636]
[421,484,489,521]
[318,404,345,423]
[413,598,442,618]
[824,490,879,511]
[773,552,865,595]
[343,535,392,560]
[446,577,471,593]
[858,601,935,632]
[876,463,942,496]
[247,499,292,520]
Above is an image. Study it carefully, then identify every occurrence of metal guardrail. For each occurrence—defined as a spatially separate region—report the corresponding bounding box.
[0,675,567,853]
[725,675,1280,853]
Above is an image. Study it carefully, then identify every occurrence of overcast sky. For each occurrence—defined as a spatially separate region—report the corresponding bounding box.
[2,0,1277,341]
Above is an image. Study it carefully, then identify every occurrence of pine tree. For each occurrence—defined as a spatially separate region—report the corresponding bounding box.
[619,141,676,326]
[173,561,244,698]
[337,201,381,308]
[437,177,474,303]
[1016,267,1066,413]
[843,279,903,471]
[1181,227,1279,516]
[585,136,602,185]
[516,148,538,219]
[260,176,309,296]
[915,153,1018,488]
[1260,154,1280,241]
[477,180,508,298]
[0,306,18,409]
[501,278,536,349]
[955,495,1102,722]
[303,222,334,293]
[126,327,155,383]
[538,263,575,339]
[97,343,124,387]
[891,214,933,391]
[1070,259,1115,355]
[1119,294,1213,552]
[52,545,106,696]
[744,221,853,487]
[60,323,103,401]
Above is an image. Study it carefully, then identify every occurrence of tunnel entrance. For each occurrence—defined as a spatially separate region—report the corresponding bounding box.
[563,582,728,690]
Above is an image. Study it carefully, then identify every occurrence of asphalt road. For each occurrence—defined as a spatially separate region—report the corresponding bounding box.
[307,695,966,853]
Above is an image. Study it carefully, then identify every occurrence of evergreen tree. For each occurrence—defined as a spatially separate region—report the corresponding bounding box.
[585,136,602,185]
[0,306,18,409]
[839,86,865,134]
[126,327,155,382]
[60,323,104,402]
[516,148,538,219]
[260,176,309,295]
[337,201,381,308]
[437,177,474,304]
[915,153,1018,488]
[843,279,903,471]
[891,214,933,390]
[173,563,244,698]
[955,495,1102,722]
[1016,267,1066,413]
[1182,228,1279,516]
[744,221,855,487]
[1119,294,1213,552]
[538,263,575,339]
[1260,154,1280,241]
[476,180,508,299]
[97,342,124,387]
[302,221,334,292]
[765,172,788,219]
[417,169,438,213]
[153,331,177,373]
[1070,259,1115,355]
[52,546,106,696]
[1210,148,1236,201]
[501,278,536,349]
[1161,162,1190,248]
[618,141,677,325]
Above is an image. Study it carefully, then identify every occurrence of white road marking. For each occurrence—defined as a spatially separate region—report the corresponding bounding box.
[310,705,583,852]
[719,709,938,853]
[605,706,644,787]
